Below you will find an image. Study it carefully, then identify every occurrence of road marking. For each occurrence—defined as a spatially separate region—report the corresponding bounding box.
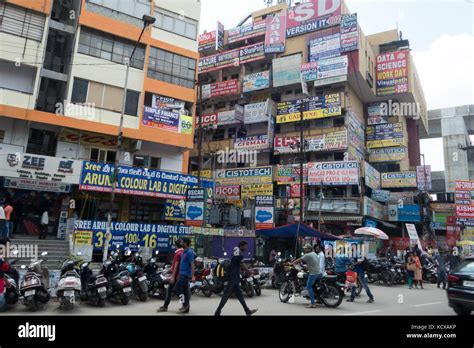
[343,310,381,316]
[412,302,443,307]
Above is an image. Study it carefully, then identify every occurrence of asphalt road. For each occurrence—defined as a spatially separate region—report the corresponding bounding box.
[4,282,455,316]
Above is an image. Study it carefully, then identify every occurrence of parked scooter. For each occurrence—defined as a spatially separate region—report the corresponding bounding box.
[19,251,50,312]
[123,247,148,302]
[56,253,82,310]
[190,258,212,297]
[3,249,20,307]
[144,251,171,299]
[79,261,108,307]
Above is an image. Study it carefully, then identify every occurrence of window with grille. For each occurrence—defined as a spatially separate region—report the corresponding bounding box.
[148,47,196,89]
[154,7,198,40]
[78,27,145,69]
[0,2,45,41]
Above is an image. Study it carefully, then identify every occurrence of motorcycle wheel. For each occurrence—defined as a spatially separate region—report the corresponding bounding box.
[279,282,291,303]
[367,274,375,284]
[202,280,212,298]
[120,294,129,305]
[62,298,74,311]
[382,272,393,286]
[27,297,38,312]
[430,274,437,284]
[97,298,106,307]
[320,285,343,308]
[254,283,262,296]
[138,291,148,302]
[355,279,362,296]
[245,285,254,298]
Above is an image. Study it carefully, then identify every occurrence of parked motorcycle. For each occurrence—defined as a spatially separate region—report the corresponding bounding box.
[240,271,254,297]
[101,250,133,305]
[246,264,262,296]
[279,263,343,308]
[3,249,20,307]
[366,259,394,286]
[143,251,171,299]
[56,254,82,310]
[19,251,50,312]
[79,261,108,307]
[272,254,287,289]
[190,259,212,297]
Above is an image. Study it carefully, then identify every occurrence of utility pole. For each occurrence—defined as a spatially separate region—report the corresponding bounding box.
[299,102,304,225]
[318,181,324,231]
[103,15,155,263]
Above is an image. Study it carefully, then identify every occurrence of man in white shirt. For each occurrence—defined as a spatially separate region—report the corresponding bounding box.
[40,210,49,240]
[0,203,6,240]
[315,244,326,275]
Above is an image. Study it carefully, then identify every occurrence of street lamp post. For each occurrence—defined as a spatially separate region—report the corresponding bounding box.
[103,15,156,263]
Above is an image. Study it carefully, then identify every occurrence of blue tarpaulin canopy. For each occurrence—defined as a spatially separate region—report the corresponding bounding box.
[256,223,340,240]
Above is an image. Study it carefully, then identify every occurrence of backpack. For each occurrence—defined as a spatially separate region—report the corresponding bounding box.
[215,259,231,280]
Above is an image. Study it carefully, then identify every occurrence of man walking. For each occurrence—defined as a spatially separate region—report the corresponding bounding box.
[435,249,448,289]
[40,209,49,240]
[157,239,184,312]
[292,244,321,308]
[174,237,194,313]
[215,241,258,316]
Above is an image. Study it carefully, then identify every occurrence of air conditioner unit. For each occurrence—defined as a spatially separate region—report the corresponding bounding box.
[132,140,142,152]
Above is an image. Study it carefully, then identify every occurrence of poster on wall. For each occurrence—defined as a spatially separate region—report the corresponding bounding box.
[286,0,342,38]
[243,71,270,92]
[264,12,287,53]
[307,161,360,186]
[376,50,409,96]
[340,13,358,52]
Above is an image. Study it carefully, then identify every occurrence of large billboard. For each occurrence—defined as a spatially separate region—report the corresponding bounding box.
[215,166,273,184]
[276,92,341,124]
[286,0,342,38]
[376,50,409,96]
[302,56,348,82]
[234,135,270,151]
[227,19,266,44]
[366,122,404,149]
[244,100,273,124]
[198,48,240,73]
[340,13,358,52]
[368,147,407,162]
[273,130,347,154]
[309,33,341,62]
[239,42,265,64]
[201,79,239,99]
[264,12,287,53]
[381,171,417,188]
[272,54,302,87]
[307,161,360,186]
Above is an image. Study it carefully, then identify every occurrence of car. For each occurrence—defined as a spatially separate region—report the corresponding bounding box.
[447,256,474,315]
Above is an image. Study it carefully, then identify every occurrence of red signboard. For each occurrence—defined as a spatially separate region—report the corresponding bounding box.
[456,205,474,218]
[202,79,239,100]
[286,0,341,37]
[215,185,240,200]
[290,183,305,198]
[198,30,216,51]
[196,113,218,129]
[455,180,474,190]
[264,13,287,53]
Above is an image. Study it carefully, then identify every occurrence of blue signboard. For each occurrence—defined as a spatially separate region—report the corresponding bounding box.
[364,219,377,228]
[79,161,214,200]
[398,204,421,222]
[164,199,186,221]
[74,220,193,253]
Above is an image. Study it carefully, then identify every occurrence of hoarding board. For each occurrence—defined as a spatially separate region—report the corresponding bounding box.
[367,102,389,125]
[272,54,302,87]
[363,196,384,220]
[416,165,432,191]
[241,183,273,199]
[243,70,270,92]
[376,50,409,96]
[198,48,240,73]
[234,135,270,151]
[381,171,417,188]
[364,161,381,190]
[340,13,358,52]
[307,161,360,186]
[198,30,216,51]
[309,33,341,62]
[214,185,241,200]
[366,123,404,149]
[239,42,265,64]
[244,100,272,124]
[265,12,287,53]
[201,79,239,100]
[368,147,407,162]
[228,19,266,44]
[255,206,274,229]
[215,166,273,184]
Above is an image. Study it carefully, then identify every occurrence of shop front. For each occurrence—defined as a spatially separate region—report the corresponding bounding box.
[0,149,82,239]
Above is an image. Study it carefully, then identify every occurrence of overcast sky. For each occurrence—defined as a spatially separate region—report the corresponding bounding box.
[199,0,474,171]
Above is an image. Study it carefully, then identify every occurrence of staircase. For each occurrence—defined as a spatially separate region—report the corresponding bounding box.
[9,236,70,270]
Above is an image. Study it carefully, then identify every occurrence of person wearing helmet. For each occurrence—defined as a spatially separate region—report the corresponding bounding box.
[157,239,184,313]
[292,244,321,308]
[214,241,258,316]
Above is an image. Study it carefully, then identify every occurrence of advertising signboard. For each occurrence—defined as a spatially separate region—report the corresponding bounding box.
[214,185,240,200]
[381,171,417,188]
[275,164,308,184]
[197,112,218,129]
[198,30,216,52]
[3,177,71,193]
[307,161,360,186]
[286,0,342,38]
[216,21,225,50]
[201,79,239,100]
[241,183,273,199]
[364,161,381,190]
[369,147,407,162]
[367,102,389,125]
[366,122,404,149]
[305,56,348,81]
[0,150,82,184]
[273,54,302,87]
[216,107,244,126]
[416,165,432,191]
[244,100,272,124]
[276,92,341,123]
[234,135,270,151]
[255,206,274,229]
[198,48,240,73]
[456,205,474,218]
[376,50,409,96]
[405,224,423,250]
[143,106,180,132]
[363,196,384,220]
[228,19,266,44]
[371,189,390,203]
[243,71,270,92]
[164,199,186,221]
[340,13,358,52]
[265,12,287,53]
[239,42,265,64]
[309,33,341,62]
[273,131,346,154]
[215,166,273,184]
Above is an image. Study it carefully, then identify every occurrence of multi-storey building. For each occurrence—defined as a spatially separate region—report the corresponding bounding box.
[0,0,201,240]
[192,0,428,251]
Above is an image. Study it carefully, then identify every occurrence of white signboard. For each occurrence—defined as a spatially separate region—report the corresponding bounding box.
[244,100,272,124]
[405,223,423,250]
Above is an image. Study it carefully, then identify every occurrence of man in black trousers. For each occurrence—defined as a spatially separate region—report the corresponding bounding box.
[214,240,258,316]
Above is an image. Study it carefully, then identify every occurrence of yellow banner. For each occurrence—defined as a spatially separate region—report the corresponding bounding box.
[367,138,404,149]
[74,231,93,245]
[276,107,342,124]
[191,170,212,178]
[241,183,273,199]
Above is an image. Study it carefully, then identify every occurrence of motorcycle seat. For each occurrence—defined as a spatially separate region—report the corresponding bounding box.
[324,275,337,281]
